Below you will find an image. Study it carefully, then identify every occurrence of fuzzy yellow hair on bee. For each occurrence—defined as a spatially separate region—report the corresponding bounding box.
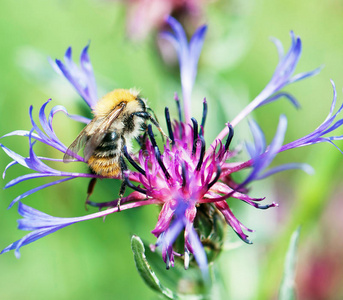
[93,88,140,117]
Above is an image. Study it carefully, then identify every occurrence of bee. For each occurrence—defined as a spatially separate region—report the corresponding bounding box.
[63,88,166,205]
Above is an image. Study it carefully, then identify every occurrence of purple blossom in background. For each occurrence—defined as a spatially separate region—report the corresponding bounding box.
[1,16,343,276]
[122,0,210,40]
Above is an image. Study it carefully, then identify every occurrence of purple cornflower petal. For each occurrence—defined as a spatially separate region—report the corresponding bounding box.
[155,200,208,277]
[29,100,84,160]
[231,32,321,126]
[270,37,284,59]
[1,143,34,171]
[28,100,68,154]
[2,128,97,205]
[51,44,98,109]
[184,222,208,277]
[80,44,97,103]
[188,25,208,91]
[48,105,91,125]
[213,31,321,146]
[258,163,314,179]
[4,173,59,189]
[159,217,184,269]
[8,177,74,209]
[1,130,44,143]
[215,200,253,243]
[161,16,207,121]
[280,80,343,152]
[246,119,266,158]
[0,136,60,177]
[244,115,289,184]
[3,161,18,179]
[225,114,317,189]
[257,92,300,109]
[2,199,157,258]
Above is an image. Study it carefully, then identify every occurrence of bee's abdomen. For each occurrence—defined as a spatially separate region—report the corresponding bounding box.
[87,132,122,177]
[88,156,121,177]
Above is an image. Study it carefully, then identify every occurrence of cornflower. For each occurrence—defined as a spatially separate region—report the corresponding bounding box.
[1,16,342,277]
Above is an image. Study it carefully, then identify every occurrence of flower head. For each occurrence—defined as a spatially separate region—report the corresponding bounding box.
[1,16,342,277]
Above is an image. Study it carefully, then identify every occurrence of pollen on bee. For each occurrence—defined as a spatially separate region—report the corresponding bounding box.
[93,89,140,117]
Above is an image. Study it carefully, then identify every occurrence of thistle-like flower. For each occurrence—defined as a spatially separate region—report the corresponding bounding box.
[2,16,342,277]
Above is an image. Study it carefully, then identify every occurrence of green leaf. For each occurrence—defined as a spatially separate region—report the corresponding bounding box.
[278,227,301,300]
[131,235,177,299]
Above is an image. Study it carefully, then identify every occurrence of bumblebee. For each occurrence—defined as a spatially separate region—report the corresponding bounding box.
[64,88,165,203]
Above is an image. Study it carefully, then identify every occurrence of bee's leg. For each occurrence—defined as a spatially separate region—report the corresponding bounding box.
[136,123,148,151]
[118,155,128,212]
[118,180,127,212]
[132,111,168,141]
[85,178,97,210]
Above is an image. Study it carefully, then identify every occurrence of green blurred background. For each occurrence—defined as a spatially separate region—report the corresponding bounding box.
[1,0,343,299]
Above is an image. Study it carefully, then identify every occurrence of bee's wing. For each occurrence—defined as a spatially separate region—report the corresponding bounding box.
[63,119,97,163]
[64,103,126,163]
[83,103,126,162]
